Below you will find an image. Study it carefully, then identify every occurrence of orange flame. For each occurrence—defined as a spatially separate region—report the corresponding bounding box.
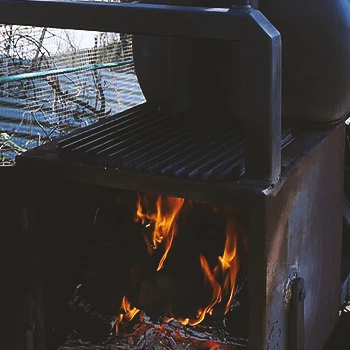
[129,195,244,328]
[192,214,241,324]
[214,216,240,314]
[187,254,222,326]
[135,194,185,270]
[115,296,140,334]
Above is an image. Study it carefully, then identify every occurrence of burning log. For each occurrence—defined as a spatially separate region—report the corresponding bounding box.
[59,275,248,348]
[223,276,249,338]
[59,312,248,350]
[65,286,117,343]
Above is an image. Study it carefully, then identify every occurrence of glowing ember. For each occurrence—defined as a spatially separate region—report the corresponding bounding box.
[135,194,185,270]
[111,315,248,349]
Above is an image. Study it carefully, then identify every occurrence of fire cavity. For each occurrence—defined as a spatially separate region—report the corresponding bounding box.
[94,192,248,334]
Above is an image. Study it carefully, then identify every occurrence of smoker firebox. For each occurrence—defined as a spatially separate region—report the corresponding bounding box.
[23,180,251,350]
[14,113,345,350]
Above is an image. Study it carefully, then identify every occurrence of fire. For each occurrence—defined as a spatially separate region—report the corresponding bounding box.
[214,215,240,314]
[121,296,140,321]
[187,254,222,326]
[115,296,140,334]
[186,216,241,325]
[119,194,244,330]
[135,194,185,270]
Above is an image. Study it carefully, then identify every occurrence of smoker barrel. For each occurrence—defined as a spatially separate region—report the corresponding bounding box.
[260,0,350,124]
[0,0,281,184]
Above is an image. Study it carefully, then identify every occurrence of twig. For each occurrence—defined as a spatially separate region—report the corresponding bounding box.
[45,75,111,118]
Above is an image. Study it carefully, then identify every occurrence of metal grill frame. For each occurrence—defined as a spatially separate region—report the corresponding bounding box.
[0,0,281,184]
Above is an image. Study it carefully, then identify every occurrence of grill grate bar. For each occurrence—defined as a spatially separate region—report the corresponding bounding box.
[70,110,166,154]
[126,132,200,171]
[167,131,239,177]
[118,128,183,166]
[202,149,245,181]
[57,103,294,182]
[147,130,229,174]
[59,103,151,151]
[187,142,244,180]
[90,113,171,156]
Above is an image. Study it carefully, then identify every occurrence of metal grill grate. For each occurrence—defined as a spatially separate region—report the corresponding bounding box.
[57,103,293,182]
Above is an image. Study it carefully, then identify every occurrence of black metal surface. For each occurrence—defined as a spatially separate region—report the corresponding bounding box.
[232,0,250,5]
[0,1,274,40]
[341,195,350,305]
[56,103,292,182]
[260,124,344,350]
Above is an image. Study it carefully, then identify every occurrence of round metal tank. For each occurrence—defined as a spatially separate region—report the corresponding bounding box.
[253,0,350,124]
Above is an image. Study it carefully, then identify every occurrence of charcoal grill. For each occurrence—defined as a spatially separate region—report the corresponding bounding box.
[0,1,347,350]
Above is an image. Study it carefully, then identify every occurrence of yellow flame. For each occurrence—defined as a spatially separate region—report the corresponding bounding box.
[135,194,185,270]
[193,214,241,324]
[214,216,240,314]
[128,196,244,328]
[187,254,222,326]
[115,296,140,334]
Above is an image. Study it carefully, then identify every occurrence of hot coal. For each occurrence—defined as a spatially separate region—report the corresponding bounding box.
[60,274,248,347]
[57,268,248,347]
[111,316,248,349]
[58,314,248,349]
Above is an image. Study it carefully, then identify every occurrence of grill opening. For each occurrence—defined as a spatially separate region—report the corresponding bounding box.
[36,180,249,350]
[0,25,144,165]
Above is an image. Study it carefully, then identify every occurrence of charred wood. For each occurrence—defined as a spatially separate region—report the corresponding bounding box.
[67,288,117,343]
[223,277,249,338]
[58,318,248,350]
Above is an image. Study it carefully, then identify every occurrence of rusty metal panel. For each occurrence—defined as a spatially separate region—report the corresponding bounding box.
[261,124,345,350]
